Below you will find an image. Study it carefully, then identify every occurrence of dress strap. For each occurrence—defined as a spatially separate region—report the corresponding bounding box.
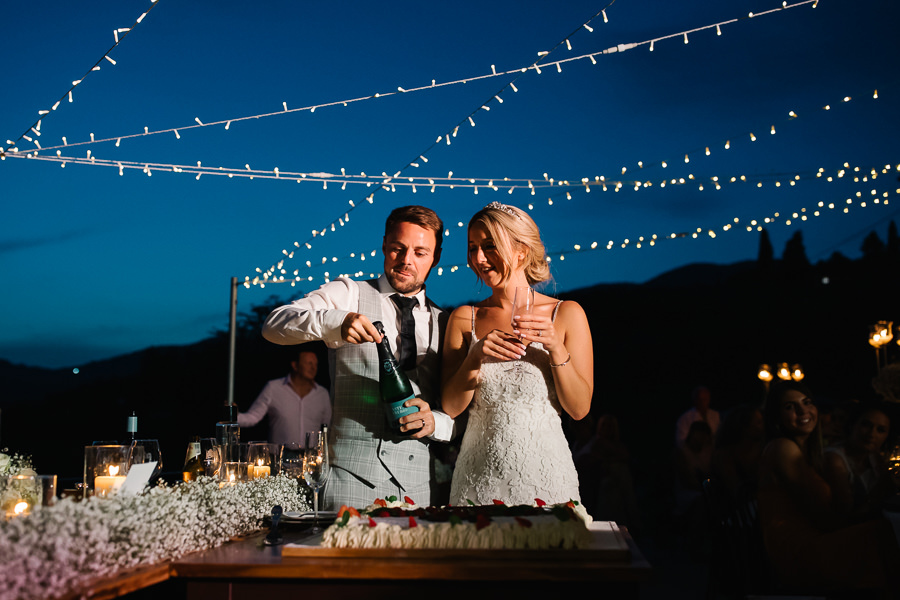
[551,300,563,322]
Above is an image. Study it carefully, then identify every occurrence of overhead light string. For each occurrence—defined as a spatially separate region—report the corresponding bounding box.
[246,173,898,289]
[18,0,816,158]
[245,0,621,286]
[0,0,162,156]
[8,87,884,204]
[242,181,899,289]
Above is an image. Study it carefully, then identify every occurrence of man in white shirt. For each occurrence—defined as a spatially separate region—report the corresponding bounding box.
[262,205,452,508]
[237,349,332,447]
[675,385,721,447]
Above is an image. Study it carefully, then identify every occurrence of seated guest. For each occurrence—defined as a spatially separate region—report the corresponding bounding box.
[675,385,720,447]
[757,381,899,596]
[238,348,331,446]
[825,403,895,521]
[711,403,764,502]
[673,420,713,518]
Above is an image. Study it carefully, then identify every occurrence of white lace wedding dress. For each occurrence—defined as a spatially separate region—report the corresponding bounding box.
[449,307,581,506]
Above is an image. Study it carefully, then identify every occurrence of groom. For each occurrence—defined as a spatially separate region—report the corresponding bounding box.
[262,205,452,508]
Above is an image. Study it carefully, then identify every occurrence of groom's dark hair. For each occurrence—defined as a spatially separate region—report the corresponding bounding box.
[385,205,444,252]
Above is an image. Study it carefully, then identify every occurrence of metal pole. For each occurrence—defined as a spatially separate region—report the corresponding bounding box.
[227,276,238,407]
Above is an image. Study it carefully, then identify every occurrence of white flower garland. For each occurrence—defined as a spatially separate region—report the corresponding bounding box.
[0,475,311,600]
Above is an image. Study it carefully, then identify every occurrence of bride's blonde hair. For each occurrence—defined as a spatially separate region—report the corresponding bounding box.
[468,202,550,286]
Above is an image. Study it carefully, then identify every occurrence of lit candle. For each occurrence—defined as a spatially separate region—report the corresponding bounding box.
[5,500,30,519]
[94,465,126,497]
[252,460,270,479]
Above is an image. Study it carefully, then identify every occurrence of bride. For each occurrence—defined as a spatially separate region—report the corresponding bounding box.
[442,202,594,506]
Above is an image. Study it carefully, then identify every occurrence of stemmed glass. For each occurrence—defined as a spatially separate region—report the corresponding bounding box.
[509,286,534,373]
[303,431,330,532]
[130,439,163,485]
[280,443,305,483]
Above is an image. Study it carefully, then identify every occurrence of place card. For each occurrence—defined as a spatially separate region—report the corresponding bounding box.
[119,461,156,495]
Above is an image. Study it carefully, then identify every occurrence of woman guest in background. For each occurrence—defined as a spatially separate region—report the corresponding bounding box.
[757,381,899,596]
[441,202,593,506]
[825,403,895,521]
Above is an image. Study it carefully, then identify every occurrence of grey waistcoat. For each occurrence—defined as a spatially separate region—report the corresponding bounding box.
[327,279,446,491]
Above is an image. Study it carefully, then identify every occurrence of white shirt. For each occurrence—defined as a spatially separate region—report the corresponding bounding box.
[263,275,453,442]
[675,407,721,447]
[237,376,332,447]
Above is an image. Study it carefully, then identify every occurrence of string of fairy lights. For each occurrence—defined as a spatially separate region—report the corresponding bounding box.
[2,1,161,155]
[2,0,816,160]
[4,0,888,293]
[9,87,884,197]
[241,165,899,290]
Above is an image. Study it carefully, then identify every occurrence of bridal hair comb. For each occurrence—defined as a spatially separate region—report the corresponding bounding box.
[485,201,522,219]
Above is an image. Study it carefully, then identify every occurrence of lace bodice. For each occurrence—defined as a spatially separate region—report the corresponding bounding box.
[449,305,581,506]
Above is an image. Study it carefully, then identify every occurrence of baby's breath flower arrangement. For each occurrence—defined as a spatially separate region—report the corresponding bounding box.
[0,450,35,480]
[0,475,310,600]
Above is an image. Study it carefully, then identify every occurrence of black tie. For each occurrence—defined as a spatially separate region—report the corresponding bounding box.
[391,294,418,370]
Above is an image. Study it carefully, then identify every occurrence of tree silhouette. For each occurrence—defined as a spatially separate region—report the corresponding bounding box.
[782,230,810,271]
[886,220,899,260]
[860,230,885,259]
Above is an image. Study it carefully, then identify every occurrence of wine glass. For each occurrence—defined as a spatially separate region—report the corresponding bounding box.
[303,431,330,532]
[509,286,534,373]
[130,439,163,484]
[280,442,305,489]
[199,438,219,478]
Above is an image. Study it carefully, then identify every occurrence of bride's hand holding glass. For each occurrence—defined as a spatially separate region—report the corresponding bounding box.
[477,329,526,362]
[512,312,557,350]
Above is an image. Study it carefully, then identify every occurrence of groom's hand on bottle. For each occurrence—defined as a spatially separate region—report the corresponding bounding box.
[341,313,384,344]
[399,398,432,438]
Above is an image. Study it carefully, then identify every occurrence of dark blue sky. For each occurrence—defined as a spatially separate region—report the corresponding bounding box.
[2,0,898,368]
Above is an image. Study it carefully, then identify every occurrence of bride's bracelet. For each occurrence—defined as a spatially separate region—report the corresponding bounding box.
[549,353,571,368]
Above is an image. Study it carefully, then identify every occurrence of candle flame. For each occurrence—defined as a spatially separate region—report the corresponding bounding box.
[229,473,235,482]
[108,465,119,476]
[257,459,264,467]
[14,501,28,515]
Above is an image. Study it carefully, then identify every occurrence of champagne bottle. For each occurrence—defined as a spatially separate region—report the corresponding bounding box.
[373,321,421,433]
[182,436,204,482]
[126,411,138,444]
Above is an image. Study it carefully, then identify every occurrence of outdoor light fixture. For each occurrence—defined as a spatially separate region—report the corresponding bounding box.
[777,362,792,381]
[869,321,894,373]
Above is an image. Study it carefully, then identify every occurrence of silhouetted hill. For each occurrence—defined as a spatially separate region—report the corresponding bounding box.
[643,260,756,288]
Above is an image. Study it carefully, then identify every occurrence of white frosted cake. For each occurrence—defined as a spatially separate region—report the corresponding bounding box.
[321,496,593,550]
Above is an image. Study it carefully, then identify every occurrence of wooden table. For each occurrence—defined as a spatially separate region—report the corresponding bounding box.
[68,523,651,600]
[168,523,652,600]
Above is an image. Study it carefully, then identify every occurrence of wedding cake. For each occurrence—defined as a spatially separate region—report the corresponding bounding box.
[321,496,593,550]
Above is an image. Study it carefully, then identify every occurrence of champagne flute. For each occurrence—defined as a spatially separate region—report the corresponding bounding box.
[509,286,534,373]
[304,430,330,533]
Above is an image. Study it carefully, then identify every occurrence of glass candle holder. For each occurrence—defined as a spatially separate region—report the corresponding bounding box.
[248,443,280,479]
[84,445,130,498]
[3,475,39,518]
[218,443,250,485]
